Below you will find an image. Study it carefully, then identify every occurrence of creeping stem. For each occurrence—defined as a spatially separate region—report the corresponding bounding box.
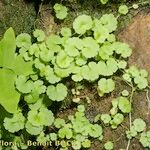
[126,85,135,150]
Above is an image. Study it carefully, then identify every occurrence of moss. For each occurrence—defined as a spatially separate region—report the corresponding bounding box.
[0,0,36,38]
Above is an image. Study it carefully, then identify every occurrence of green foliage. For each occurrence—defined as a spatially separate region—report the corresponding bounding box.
[72,141,81,149]
[126,118,146,139]
[73,15,93,34]
[123,66,148,89]
[100,14,117,33]
[15,76,46,104]
[1,13,134,115]
[24,80,46,103]
[28,107,54,126]
[61,27,72,37]
[110,113,124,129]
[118,97,131,113]
[53,3,68,20]
[0,28,33,113]
[3,112,25,133]
[46,83,68,101]
[104,141,114,150]
[77,105,85,112]
[15,75,33,94]
[0,69,20,114]
[118,60,127,69]
[53,105,103,149]
[49,133,57,141]
[0,28,16,68]
[126,126,137,139]
[54,118,66,128]
[140,131,150,148]
[110,101,117,115]
[46,34,62,52]
[100,0,109,5]
[64,37,82,57]
[101,114,111,124]
[107,34,116,43]
[99,96,131,129]
[133,118,146,132]
[98,44,113,60]
[29,43,40,57]
[33,29,45,42]
[132,4,139,9]
[82,37,99,58]
[16,33,31,49]
[82,139,91,148]
[121,90,129,97]
[97,78,115,97]
[58,126,73,139]
[25,106,54,135]
[110,96,131,114]
[81,62,99,81]
[12,55,34,76]
[25,121,43,135]
[118,5,129,15]
[37,132,50,143]
[13,136,28,150]
[39,47,54,63]
[56,51,74,68]
[111,42,132,58]
[97,58,118,76]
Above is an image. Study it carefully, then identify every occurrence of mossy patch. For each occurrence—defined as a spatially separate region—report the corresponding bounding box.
[0,0,36,38]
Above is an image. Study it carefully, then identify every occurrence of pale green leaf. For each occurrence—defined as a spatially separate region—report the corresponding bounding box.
[0,69,20,113]
[0,28,16,68]
[12,55,34,76]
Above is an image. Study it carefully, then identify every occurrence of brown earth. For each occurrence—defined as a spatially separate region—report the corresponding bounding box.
[36,4,58,36]
[118,11,150,81]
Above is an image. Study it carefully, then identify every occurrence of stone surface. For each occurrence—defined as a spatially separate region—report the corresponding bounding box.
[118,12,150,80]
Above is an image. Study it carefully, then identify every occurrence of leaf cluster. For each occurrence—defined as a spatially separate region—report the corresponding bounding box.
[140,130,150,148]
[25,106,54,135]
[123,66,148,89]
[53,105,103,149]
[95,96,131,129]
[126,118,146,139]
[53,3,68,20]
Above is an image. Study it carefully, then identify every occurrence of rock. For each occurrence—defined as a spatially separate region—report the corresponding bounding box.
[118,12,150,81]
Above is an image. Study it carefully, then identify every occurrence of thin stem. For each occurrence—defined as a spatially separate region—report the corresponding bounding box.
[113,76,133,88]
[128,0,150,9]
[146,89,150,110]
[34,0,44,29]
[116,133,125,142]
[38,0,44,16]
[136,1,150,5]
[126,140,131,150]
[126,85,135,150]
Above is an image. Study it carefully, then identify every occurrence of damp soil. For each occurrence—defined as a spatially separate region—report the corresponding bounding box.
[0,0,150,150]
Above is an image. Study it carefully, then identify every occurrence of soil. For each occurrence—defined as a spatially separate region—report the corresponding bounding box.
[0,1,150,150]
[118,10,150,81]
